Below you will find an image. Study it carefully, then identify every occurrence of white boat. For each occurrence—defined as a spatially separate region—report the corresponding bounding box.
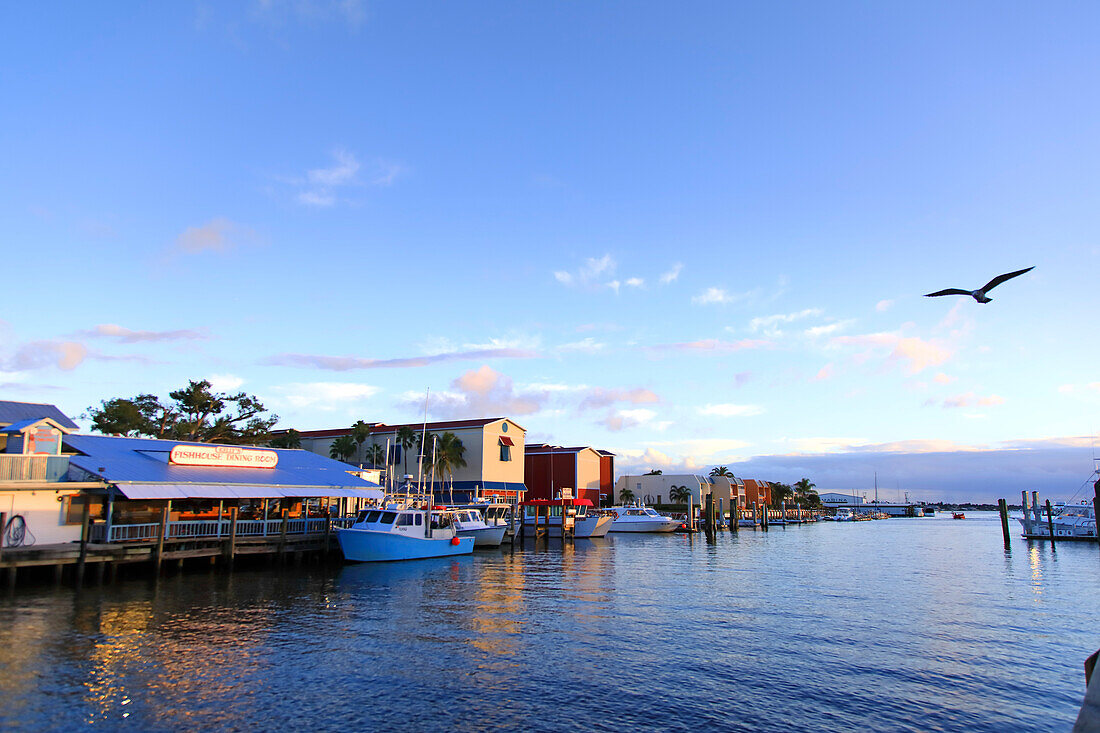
[834,508,856,522]
[451,508,508,547]
[337,506,475,562]
[1017,497,1097,541]
[607,504,680,533]
[523,501,615,538]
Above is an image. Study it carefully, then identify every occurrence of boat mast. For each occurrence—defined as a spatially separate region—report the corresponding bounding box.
[415,388,429,509]
[427,434,437,538]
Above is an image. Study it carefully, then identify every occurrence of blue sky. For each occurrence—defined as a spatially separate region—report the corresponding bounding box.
[3,1,1099,501]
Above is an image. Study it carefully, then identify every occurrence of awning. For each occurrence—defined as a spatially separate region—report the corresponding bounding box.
[113,483,384,500]
[498,436,514,446]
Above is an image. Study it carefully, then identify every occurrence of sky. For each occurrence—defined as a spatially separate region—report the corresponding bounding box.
[2,1,1099,502]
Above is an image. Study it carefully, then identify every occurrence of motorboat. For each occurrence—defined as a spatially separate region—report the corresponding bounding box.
[1017,498,1097,541]
[607,503,681,533]
[450,508,508,547]
[522,500,614,538]
[336,505,475,562]
[952,512,966,520]
[834,508,856,522]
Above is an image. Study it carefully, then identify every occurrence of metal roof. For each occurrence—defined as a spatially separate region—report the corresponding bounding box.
[64,434,381,491]
[114,483,383,500]
[0,401,78,430]
[0,417,74,434]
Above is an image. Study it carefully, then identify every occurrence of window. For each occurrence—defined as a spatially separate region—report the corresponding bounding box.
[500,444,511,462]
[62,495,104,525]
[397,513,414,526]
[414,514,423,526]
[365,510,382,523]
[356,510,370,523]
[379,511,397,525]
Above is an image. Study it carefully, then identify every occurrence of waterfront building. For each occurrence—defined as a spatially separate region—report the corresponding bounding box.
[742,478,773,508]
[0,402,382,550]
[614,473,712,505]
[291,417,528,504]
[523,443,614,506]
[819,492,865,506]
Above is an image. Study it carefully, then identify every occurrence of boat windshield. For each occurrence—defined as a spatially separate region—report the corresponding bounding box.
[379,511,397,525]
[644,509,661,517]
[365,510,381,523]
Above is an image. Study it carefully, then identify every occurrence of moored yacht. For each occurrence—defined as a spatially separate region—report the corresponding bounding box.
[522,499,614,538]
[607,503,680,533]
[1017,496,1097,541]
[834,508,856,522]
[450,508,508,547]
[336,505,475,562]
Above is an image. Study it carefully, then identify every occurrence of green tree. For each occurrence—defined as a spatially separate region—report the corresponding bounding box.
[432,432,467,499]
[396,426,417,479]
[364,443,385,467]
[793,477,818,506]
[619,487,635,504]
[770,482,794,508]
[668,485,691,504]
[644,469,663,475]
[86,380,278,444]
[710,466,733,477]
[330,435,357,463]
[269,429,301,449]
[351,420,371,463]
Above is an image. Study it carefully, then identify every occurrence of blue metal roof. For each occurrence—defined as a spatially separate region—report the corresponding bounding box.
[64,434,381,490]
[0,401,78,430]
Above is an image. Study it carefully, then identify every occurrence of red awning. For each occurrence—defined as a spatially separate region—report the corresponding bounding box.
[498,436,514,446]
[573,498,594,506]
[520,497,593,507]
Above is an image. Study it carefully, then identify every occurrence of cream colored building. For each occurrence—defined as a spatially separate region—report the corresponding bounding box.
[614,473,712,505]
[294,417,527,502]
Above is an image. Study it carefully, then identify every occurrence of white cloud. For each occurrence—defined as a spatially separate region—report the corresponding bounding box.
[307,149,359,186]
[208,374,245,392]
[553,254,619,292]
[272,381,380,409]
[293,150,404,207]
[876,299,894,312]
[553,271,573,284]
[829,331,951,374]
[580,387,659,410]
[81,324,207,343]
[557,338,605,354]
[692,287,741,305]
[607,280,621,294]
[749,308,823,335]
[401,365,547,419]
[804,320,855,338]
[698,403,765,417]
[940,392,1005,409]
[175,217,256,254]
[659,263,683,284]
[625,277,644,288]
[933,373,956,385]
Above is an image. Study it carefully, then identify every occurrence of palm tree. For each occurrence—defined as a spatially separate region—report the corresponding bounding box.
[364,443,385,468]
[668,485,691,504]
[269,428,301,449]
[710,466,733,477]
[433,432,467,501]
[619,487,635,504]
[644,469,663,475]
[396,426,417,479]
[329,435,357,463]
[794,477,816,505]
[351,420,371,464]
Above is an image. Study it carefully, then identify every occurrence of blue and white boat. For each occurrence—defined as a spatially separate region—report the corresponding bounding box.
[337,505,475,562]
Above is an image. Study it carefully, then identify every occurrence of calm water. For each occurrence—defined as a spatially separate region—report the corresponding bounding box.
[1,512,1098,732]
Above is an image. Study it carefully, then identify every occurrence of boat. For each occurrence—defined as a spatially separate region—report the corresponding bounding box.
[336,505,475,562]
[834,508,855,522]
[450,507,508,547]
[607,503,681,533]
[522,499,614,538]
[1017,494,1097,541]
[952,512,966,520]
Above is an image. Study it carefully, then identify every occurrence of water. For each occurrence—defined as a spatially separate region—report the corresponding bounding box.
[1,513,1097,732]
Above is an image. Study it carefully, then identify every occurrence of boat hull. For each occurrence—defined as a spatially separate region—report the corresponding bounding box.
[336,528,475,562]
[609,519,680,533]
[457,525,508,547]
[522,515,614,538]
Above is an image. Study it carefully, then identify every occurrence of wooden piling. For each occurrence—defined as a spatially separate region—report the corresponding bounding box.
[730,497,739,533]
[225,507,238,567]
[1021,491,1030,535]
[704,493,716,540]
[279,509,289,560]
[0,511,6,565]
[1045,499,1056,548]
[154,507,169,574]
[323,513,332,558]
[998,498,1010,547]
[76,499,91,586]
[1093,479,1100,545]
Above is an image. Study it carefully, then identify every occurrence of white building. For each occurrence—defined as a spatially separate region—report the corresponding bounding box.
[819,492,865,506]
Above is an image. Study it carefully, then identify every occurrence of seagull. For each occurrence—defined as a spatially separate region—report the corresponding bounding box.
[924,266,1034,304]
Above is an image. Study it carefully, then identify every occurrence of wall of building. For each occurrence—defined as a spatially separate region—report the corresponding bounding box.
[0,488,86,546]
[524,452,576,501]
[614,474,711,505]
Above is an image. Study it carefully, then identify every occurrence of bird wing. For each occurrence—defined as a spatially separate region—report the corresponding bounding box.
[981,266,1034,293]
[924,289,971,297]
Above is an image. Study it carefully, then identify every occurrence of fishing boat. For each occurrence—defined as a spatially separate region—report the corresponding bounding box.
[1017,496,1097,541]
[336,505,475,562]
[450,507,508,547]
[522,499,614,538]
[607,503,681,533]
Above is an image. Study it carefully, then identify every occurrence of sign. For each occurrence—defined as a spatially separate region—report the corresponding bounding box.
[169,445,279,469]
[561,487,573,500]
[27,426,61,456]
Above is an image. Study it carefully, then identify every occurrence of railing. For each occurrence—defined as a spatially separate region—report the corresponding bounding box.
[92,516,353,543]
[0,455,70,481]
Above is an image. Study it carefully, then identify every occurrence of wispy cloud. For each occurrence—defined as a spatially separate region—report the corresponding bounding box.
[876,299,894,312]
[804,320,855,338]
[208,373,245,392]
[647,338,772,354]
[554,254,620,291]
[601,408,657,432]
[293,149,404,207]
[271,381,380,410]
[749,308,823,336]
[659,262,683,284]
[175,217,257,254]
[399,365,546,418]
[4,341,87,371]
[625,277,644,288]
[579,387,659,410]
[939,392,1005,409]
[250,0,367,29]
[698,403,764,417]
[692,287,745,306]
[829,331,950,374]
[557,338,605,354]
[78,324,207,343]
[811,363,835,382]
[263,346,539,371]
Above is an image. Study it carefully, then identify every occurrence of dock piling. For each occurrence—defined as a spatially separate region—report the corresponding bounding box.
[0,511,6,565]
[1045,499,1056,549]
[76,500,91,586]
[998,498,1010,548]
[279,509,289,560]
[154,507,169,574]
[730,497,739,533]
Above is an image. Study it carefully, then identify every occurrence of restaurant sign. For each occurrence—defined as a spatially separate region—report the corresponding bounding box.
[169,445,279,469]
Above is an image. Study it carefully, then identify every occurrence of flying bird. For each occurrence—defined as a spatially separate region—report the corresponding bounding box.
[924,266,1034,303]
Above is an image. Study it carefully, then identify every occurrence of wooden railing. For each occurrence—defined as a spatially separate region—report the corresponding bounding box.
[0,455,69,481]
[90,517,356,543]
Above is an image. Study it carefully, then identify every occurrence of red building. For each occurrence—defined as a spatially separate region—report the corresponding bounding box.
[742,478,773,508]
[524,444,614,506]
